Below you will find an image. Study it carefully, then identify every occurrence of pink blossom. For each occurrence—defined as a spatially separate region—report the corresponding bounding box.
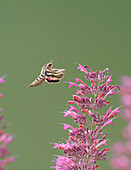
[0,76,14,169]
[121,95,131,106]
[0,94,2,99]
[63,110,78,118]
[52,64,120,169]
[0,157,15,170]
[77,64,89,74]
[111,156,131,170]
[75,78,86,85]
[0,76,6,84]
[60,123,75,130]
[111,76,131,170]
[68,82,79,88]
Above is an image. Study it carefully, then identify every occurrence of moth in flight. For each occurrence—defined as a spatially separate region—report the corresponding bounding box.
[28,56,66,87]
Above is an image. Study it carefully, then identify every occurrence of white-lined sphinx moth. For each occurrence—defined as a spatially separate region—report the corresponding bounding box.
[28,56,66,87]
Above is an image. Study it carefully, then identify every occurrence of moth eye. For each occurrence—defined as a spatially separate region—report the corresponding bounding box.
[48,63,52,67]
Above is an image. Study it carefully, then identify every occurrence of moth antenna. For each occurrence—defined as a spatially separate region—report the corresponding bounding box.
[52,56,68,72]
[48,58,52,63]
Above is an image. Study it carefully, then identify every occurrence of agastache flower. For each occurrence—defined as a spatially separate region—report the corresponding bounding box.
[52,64,120,169]
[0,75,7,84]
[0,75,14,170]
[111,76,131,170]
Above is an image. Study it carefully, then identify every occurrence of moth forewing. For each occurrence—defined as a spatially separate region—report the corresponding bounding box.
[45,68,65,79]
[51,68,65,79]
[52,68,65,73]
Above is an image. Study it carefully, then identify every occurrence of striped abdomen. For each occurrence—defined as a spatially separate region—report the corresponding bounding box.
[28,74,45,87]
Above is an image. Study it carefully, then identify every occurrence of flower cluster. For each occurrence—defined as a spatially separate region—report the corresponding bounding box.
[0,75,14,170]
[111,76,131,170]
[52,64,120,170]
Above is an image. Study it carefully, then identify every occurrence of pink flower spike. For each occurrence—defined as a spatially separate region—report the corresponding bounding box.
[60,123,75,130]
[103,68,109,74]
[95,165,99,168]
[75,89,86,97]
[1,136,13,148]
[98,93,105,99]
[70,105,80,113]
[88,158,95,164]
[53,143,67,150]
[105,106,112,116]
[104,89,115,99]
[111,156,130,169]
[0,157,15,167]
[0,93,3,99]
[0,74,14,169]
[99,119,114,132]
[79,124,86,130]
[73,95,81,102]
[81,109,91,115]
[108,107,120,118]
[105,101,110,104]
[90,79,96,86]
[0,133,8,142]
[96,140,108,149]
[75,78,86,85]
[106,75,112,85]
[68,82,79,88]
[114,85,120,92]
[83,65,93,72]
[77,64,88,74]
[52,64,120,169]
[68,101,77,104]
[105,148,109,152]
[53,143,60,149]
[0,75,7,84]
[112,143,125,153]
[121,95,131,107]
[110,76,131,170]
[63,110,78,118]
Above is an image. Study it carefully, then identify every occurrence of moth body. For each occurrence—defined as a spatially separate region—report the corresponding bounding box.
[28,57,66,87]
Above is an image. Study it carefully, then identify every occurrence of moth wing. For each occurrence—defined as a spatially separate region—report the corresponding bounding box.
[45,76,60,84]
[45,68,65,84]
[28,75,46,87]
[52,68,65,74]
[51,68,65,79]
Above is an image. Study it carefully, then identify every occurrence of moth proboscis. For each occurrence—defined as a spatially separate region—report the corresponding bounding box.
[28,56,67,87]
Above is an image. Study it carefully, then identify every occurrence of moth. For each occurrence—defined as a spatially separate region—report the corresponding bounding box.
[28,56,66,87]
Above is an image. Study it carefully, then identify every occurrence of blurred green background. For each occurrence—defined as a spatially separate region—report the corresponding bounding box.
[0,0,130,169]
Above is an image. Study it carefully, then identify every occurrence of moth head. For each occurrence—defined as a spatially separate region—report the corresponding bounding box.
[48,63,53,67]
[47,62,53,69]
